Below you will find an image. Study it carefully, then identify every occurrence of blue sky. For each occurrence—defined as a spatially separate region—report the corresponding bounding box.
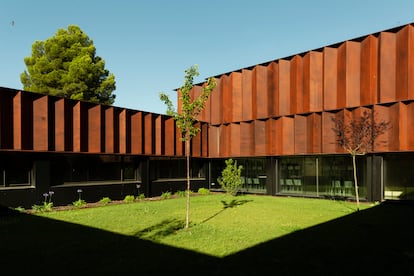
[1,0,414,114]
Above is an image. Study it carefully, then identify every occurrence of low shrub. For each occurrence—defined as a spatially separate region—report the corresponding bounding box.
[161,191,172,200]
[197,188,210,195]
[217,159,243,196]
[99,197,111,205]
[174,190,186,197]
[32,191,55,212]
[123,195,135,203]
[72,199,87,208]
[14,206,25,213]
[136,193,145,201]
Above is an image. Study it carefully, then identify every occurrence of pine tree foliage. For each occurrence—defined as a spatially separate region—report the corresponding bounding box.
[21,25,116,105]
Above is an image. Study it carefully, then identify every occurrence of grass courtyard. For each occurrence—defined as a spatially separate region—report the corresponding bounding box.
[1,193,414,275]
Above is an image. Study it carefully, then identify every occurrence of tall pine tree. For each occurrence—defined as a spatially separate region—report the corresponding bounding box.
[21,25,116,105]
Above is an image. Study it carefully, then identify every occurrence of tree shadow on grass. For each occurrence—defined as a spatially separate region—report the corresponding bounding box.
[133,218,185,241]
[1,201,414,275]
[201,198,253,224]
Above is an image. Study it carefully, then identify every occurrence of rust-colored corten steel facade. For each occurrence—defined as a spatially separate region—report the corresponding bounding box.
[0,88,209,157]
[195,23,414,157]
[2,23,414,208]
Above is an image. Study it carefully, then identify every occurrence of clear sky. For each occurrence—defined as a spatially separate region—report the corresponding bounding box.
[1,0,414,114]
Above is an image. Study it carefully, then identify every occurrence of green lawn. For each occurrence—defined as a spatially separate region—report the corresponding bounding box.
[1,194,414,275]
[37,194,365,257]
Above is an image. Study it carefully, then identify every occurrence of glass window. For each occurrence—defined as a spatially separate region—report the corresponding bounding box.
[0,154,32,187]
[319,155,364,199]
[211,158,267,193]
[384,154,414,200]
[239,158,267,193]
[54,155,139,184]
[279,157,304,194]
[279,155,364,199]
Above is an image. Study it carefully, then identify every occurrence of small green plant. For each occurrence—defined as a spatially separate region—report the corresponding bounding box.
[217,159,244,196]
[136,193,145,201]
[197,188,210,195]
[160,191,172,200]
[174,190,186,197]
[99,197,111,205]
[72,189,86,208]
[14,206,25,213]
[123,195,135,203]
[32,191,54,212]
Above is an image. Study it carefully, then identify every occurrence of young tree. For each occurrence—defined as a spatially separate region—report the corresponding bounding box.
[21,25,116,105]
[159,65,216,229]
[331,110,389,210]
[217,159,244,196]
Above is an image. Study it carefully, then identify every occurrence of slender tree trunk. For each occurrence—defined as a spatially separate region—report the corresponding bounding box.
[352,154,360,211]
[185,137,190,229]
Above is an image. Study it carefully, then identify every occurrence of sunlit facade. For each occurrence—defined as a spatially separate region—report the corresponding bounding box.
[1,23,414,208]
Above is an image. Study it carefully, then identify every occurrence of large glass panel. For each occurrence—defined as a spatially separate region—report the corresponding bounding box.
[318,156,362,199]
[0,154,32,187]
[384,154,414,200]
[303,157,318,195]
[210,158,267,193]
[58,155,137,184]
[278,155,364,199]
[238,158,267,193]
[279,157,304,194]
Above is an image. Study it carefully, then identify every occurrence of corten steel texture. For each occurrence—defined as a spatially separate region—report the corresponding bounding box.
[222,74,232,124]
[405,102,414,150]
[191,122,201,157]
[303,51,323,113]
[270,62,279,117]
[155,114,164,155]
[323,47,338,110]
[254,65,272,119]
[164,116,175,156]
[360,35,378,106]
[33,95,49,151]
[294,114,307,154]
[230,123,241,157]
[118,109,127,153]
[104,106,115,153]
[242,69,254,121]
[208,126,219,157]
[231,72,243,122]
[290,55,303,114]
[54,98,66,151]
[144,113,154,155]
[12,91,22,150]
[254,119,268,156]
[0,87,204,158]
[240,121,254,157]
[379,31,397,103]
[278,59,291,116]
[130,111,143,154]
[201,123,209,157]
[72,101,88,152]
[88,104,101,153]
[211,77,223,126]
[192,23,414,157]
[13,91,33,150]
